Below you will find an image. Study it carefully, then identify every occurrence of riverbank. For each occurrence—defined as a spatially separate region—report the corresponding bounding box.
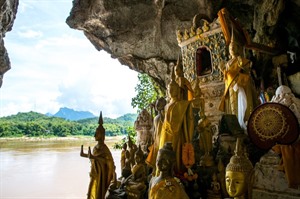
[0,135,125,149]
[0,135,125,141]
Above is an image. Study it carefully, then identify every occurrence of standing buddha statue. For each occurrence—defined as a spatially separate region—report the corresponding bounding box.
[219,29,257,129]
[80,112,115,199]
[146,97,167,175]
[158,67,194,174]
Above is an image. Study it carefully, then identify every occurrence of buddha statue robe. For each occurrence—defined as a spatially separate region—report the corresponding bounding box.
[158,99,194,173]
[219,55,257,129]
[148,177,189,199]
[87,143,115,199]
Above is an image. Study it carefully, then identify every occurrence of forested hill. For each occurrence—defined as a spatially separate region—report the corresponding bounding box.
[0,111,137,137]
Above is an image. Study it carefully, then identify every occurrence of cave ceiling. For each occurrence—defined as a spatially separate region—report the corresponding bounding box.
[0,0,300,89]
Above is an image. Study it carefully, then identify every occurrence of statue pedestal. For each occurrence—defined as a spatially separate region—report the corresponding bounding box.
[252,150,300,199]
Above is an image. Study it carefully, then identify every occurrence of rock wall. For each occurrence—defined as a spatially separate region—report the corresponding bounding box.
[66,0,300,90]
[0,0,18,87]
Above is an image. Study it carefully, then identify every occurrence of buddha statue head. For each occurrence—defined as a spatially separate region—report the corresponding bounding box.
[135,145,144,165]
[225,138,253,199]
[155,97,167,112]
[95,111,105,143]
[168,66,181,100]
[174,55,184,78]
[156,142,176,174]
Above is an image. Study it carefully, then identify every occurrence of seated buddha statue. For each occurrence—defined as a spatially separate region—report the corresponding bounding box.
[225,138,253,199]
[149,142,189,199]
[207,172,222,199]
[124,145,147,199]
[106,146,146,199]
[158,69,194,174]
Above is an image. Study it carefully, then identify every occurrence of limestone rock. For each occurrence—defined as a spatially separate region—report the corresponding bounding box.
[65,0,300,89]
[0,0,18,87]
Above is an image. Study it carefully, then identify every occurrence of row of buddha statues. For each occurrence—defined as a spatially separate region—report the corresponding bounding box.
[79,29,300,198]
[79,110,256,199]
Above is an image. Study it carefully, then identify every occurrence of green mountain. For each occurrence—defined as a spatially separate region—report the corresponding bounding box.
[0,111,137,137]
[53,107,95,121]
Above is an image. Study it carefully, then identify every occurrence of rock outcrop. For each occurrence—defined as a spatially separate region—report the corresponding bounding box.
[65,0,300,89]
[0,0,18,87]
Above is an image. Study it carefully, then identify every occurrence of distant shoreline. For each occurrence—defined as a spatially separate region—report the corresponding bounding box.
[0,135,125,142]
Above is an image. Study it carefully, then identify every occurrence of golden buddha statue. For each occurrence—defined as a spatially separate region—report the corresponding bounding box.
[174,56,194,100]
[225,138,253,199]
[80,112,115,199]
[198,110,214,167]
[149,142,189,199]
[146,97,167,175]
[122,149,132,178]
[158,68,194,173]
[128,136,137,169]
[219,29,257,129]
[120,142,127,171]
[124,145,147,199]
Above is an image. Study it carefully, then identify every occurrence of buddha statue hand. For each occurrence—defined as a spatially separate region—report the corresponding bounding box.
[80,145,88,158]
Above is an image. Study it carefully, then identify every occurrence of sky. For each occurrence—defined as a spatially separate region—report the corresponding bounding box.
[0,0,139,118]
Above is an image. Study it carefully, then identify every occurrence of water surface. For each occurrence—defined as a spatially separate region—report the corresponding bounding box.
[0,138,121,199]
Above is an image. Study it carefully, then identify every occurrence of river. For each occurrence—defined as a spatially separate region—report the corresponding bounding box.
[0,137,122,199]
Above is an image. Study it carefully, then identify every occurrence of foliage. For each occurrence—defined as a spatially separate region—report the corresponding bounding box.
[131,73,165,112]
[0,112,137,138]
[112,126,137,149]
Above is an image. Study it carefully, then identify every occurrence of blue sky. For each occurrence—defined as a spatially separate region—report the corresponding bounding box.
[0,0,138,118]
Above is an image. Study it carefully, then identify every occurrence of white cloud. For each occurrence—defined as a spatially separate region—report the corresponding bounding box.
[0,1,139,119]
[18,29,43,38]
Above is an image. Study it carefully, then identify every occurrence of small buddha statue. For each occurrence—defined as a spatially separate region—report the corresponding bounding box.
[122,150,132,179]
[120,142,127,171]
[128,136,137,168]
[207,172,222,199]
[149,142,189,199]
[124,145,147,199]
[225,138,253,199]
[198,110,214,167]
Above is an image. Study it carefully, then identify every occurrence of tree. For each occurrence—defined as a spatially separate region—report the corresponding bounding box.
[131,73,165,112]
